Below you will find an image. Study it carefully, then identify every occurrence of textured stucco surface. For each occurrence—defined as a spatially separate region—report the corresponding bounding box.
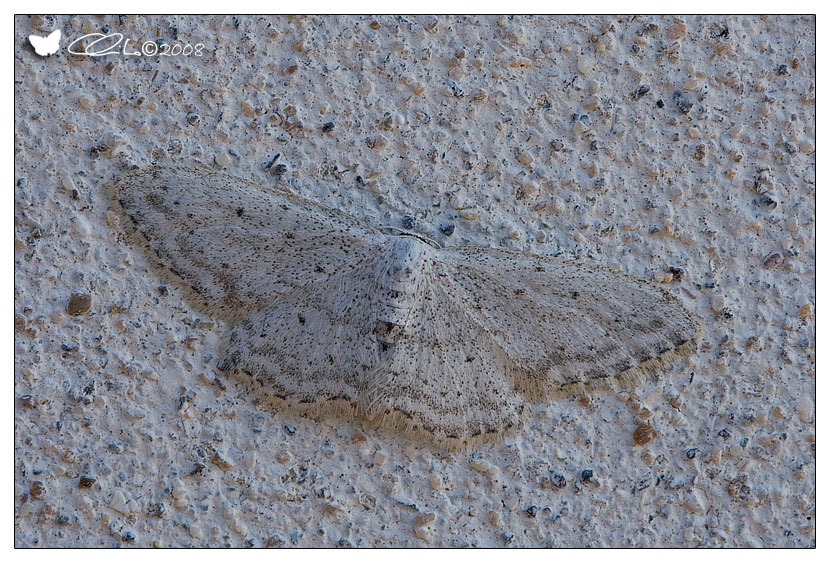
[14,15,815,547]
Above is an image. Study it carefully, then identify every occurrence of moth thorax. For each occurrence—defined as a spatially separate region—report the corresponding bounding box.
[374,236,432,327]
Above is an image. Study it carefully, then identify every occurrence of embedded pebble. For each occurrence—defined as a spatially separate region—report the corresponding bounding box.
[213,448,243,470]
[77,496,93,511]
[470,459,499,477]
[763,252,783,270]
[440,223,455,236]
[667,22,687,40]
[577,56,595,75]
[109,490,131,515]
[796,398,813,423]
[78,476,96,489]
[30,481,46,500]
[429,474,441,490]
[67,293,92,316]
[710,294,726,313]
[633,422,657,445]
[215,152,232,168]
[78,96,98,110]
[548,471,567,489]
[171,479,187,499]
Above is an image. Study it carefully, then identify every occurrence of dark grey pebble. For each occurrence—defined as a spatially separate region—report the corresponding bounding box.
[580,469,593,483]
[122,530,136,542]
[186,112,200,125]
[718,428,731,439]
[759,193,777,208]
[284,424,296,435]
[777,64,789,76]
[440,223,455,236]
[635,84,650,99]
[401,215,416,230]
[686,448,698,459]
[322,122,335,133]
[656,99,664,108]
[56,515,70,525]
[549,471,567,488]
[167,139,183,156]
[148,502,167,518]
[668,266,684,281]
[526,505,538,518]
[107,442,125,454]
[89,144,109,159]
[265,154,280,169]
[673,91,693,114]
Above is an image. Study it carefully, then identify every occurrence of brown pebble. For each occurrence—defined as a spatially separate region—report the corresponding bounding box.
[30,481,46,499]
[78,476,96,489]
[416,512,436,527]
[67,293,92,315]
[667,22,686,40]
[763,252,783,270]
[633,422,658,445]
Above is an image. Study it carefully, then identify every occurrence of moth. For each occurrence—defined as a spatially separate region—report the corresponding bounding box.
[111,165,699,449]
